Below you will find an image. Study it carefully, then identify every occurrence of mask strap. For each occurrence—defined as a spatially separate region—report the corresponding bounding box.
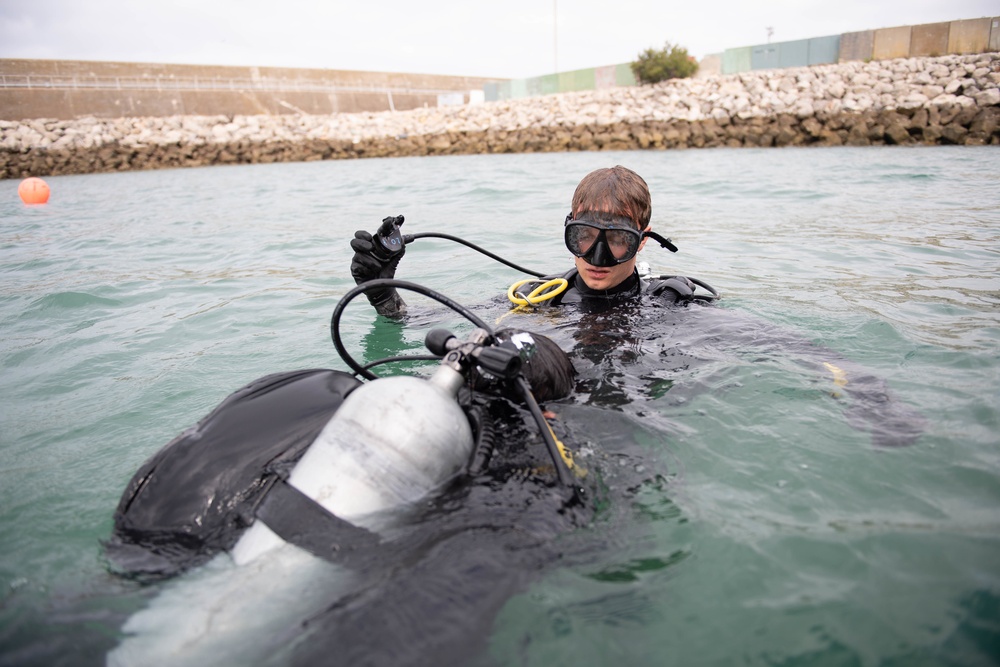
[643,230,678,253]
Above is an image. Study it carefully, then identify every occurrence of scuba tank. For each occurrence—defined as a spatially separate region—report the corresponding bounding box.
[232,327,519,565]
[288,373,471,522]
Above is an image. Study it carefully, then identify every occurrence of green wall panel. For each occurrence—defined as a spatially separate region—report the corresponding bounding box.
[722,46,752,74]
[807,35,840,64]
[527,73,559,96]
[778,39,810,68]
[558,68,596,92]
[614,63,636,86]
[751,44,779,70]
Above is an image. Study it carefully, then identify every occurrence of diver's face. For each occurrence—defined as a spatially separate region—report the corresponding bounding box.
[575,253,637,291]
[572,215,649,291]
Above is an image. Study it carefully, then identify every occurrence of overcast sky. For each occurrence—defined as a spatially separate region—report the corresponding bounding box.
[1,1,996,79]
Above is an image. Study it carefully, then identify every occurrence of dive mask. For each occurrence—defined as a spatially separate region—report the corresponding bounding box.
[564,212,680,267]
[564,213,642,267]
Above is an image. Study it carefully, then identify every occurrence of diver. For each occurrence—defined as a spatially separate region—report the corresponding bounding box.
[104,166,924,667]
[349,165,714,318]
[348,165,925,449]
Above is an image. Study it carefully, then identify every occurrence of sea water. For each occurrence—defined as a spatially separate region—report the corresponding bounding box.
[1,146,998,665]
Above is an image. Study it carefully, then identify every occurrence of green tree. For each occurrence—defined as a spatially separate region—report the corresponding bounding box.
[631,42,699,84]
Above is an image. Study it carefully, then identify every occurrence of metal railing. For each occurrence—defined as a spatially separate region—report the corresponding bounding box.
[0,73,464,96]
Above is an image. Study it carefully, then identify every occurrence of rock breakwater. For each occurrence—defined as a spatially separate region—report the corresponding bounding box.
[3,52,998,179]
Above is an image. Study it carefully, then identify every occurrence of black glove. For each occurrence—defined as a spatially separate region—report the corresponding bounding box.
[350,216,406,308]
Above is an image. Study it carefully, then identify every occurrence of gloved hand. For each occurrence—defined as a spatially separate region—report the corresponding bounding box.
[350,216,406,308]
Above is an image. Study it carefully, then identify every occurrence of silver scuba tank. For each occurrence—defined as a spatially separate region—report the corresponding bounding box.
[231,343,477,565]
[285,364,473,522]
[109,333,495,666]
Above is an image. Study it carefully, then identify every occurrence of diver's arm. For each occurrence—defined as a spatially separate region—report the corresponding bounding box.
[367,286,407,319]
[814,357,924,448]
[744,315,924,447]
[350,229,407,318]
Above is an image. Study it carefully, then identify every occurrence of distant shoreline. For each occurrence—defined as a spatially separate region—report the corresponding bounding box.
[2,52,998,180]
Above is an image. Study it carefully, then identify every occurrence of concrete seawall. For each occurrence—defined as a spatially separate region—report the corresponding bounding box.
[0,58,499,119]
[3,52,998,180]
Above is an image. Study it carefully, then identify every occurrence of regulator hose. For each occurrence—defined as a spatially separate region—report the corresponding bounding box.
[405,232,548,278]
[407,230,718,302]
[514,376,581,494]
[689,277,721,300]
[331,279,492,381]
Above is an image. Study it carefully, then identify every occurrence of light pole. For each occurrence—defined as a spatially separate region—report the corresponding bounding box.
[554,0,558,73]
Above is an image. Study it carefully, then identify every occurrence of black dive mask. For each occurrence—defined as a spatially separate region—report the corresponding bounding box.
[564,213,678,268]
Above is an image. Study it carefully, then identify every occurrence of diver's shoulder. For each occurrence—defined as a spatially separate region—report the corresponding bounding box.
[640,269,720,305]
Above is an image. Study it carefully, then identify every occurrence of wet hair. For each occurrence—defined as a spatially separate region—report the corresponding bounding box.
[494,329,576,402]
[571,165,651,230]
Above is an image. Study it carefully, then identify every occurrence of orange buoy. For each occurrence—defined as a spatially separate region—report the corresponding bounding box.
[18,177,50,204]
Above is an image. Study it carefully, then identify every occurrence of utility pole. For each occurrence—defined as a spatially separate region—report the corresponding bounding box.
[554,0,558,73]
[766,26,774,43]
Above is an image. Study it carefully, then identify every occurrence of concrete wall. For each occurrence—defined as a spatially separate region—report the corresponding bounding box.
[873,26,913,60]
[723,16,999,75]
[839,31,875,62]
[949,17,994,53]
[910,22,951,57]
[0,59,503,121]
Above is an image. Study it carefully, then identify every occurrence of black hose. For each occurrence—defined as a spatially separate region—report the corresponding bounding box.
[514,376,578,489]
[331,279,493,381]
[689,277,720,300]
[406,232,548,278]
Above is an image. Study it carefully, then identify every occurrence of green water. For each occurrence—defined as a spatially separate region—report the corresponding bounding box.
[1,146,998,666]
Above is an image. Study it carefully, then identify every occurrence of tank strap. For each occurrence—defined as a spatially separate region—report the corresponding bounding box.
[255,477,381,566]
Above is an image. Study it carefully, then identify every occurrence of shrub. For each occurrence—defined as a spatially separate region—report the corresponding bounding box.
[631,42,699,84]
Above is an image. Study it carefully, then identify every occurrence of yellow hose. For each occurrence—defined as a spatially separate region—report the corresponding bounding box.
[507,278,569,306]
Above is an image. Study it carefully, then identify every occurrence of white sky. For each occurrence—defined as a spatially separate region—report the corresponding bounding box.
[1,1,997,79]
